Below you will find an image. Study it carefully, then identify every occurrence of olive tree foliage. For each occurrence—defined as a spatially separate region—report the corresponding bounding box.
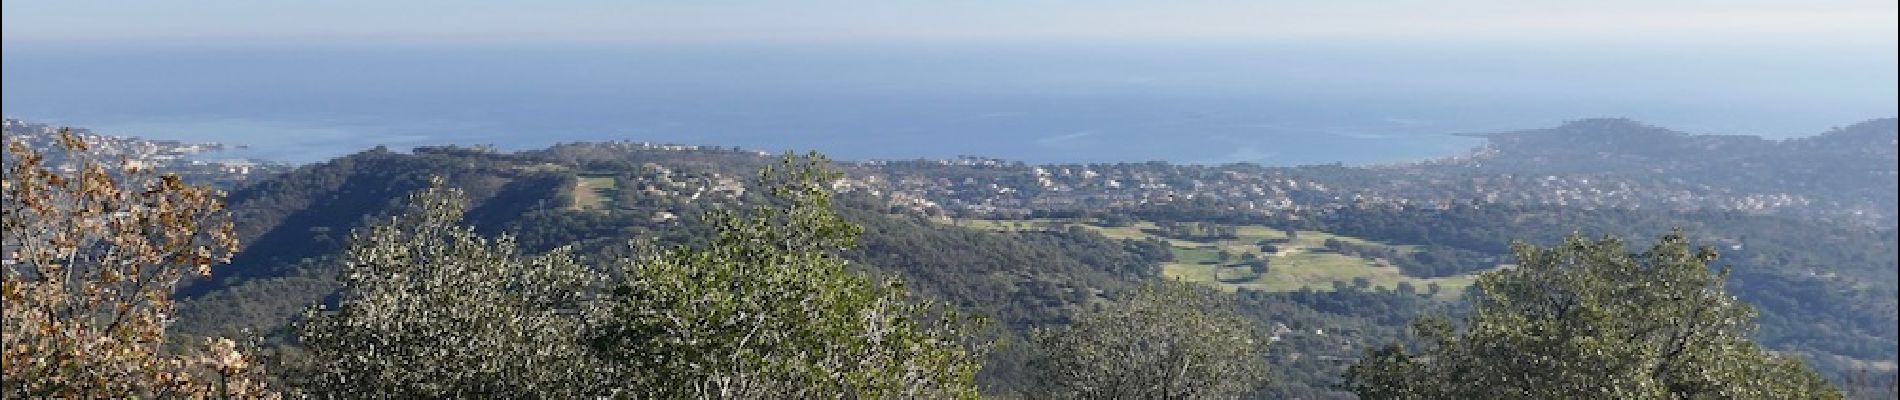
[1030,281,1270,400]
[1345,232,1841,399]
[292,178,613,398]
[594,154,988,399]
[2,130,276,398]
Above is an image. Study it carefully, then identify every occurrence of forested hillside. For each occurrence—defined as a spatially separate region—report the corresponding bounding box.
[9,119,1894,398]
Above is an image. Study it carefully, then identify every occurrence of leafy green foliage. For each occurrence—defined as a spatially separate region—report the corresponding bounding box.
[1345,233,1842,399]
[292,178,611,398]
[1030,281,1270,399]
[593,154,987,398]
[172,147,1163,396]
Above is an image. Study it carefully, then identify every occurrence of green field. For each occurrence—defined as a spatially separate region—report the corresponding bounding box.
[569,174,619,211]
[954,218,1484,299]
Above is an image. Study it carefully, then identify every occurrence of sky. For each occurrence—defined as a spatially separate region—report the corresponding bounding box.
[3,1,1895,164]
[4,0,1896,45]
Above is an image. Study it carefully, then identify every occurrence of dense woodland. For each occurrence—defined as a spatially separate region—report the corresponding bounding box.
[6,121,1896,398]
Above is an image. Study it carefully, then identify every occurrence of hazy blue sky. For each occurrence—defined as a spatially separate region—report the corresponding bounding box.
[5,1,1895,45]
[4,1,1895,164]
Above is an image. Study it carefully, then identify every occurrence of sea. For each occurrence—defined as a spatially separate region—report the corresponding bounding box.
[4,41,1894,165]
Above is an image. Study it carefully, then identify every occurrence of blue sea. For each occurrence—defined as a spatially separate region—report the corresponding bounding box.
[4,41,1894,165]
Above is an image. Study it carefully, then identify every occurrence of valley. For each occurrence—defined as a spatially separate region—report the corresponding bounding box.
[956,218,1485,298]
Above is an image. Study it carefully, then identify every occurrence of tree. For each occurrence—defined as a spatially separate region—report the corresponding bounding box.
[1345,233,1841,399]
[593,154,986,398]
[1394,281,1417,297]
[292,178,611,398]
[1245,259,1270,275]
[1030,281,1269,399]
[2,130,275,398]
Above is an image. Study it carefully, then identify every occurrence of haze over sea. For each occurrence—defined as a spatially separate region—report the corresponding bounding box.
[4,41,1894,165]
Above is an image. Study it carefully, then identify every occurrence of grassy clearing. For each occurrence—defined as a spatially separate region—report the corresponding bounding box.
[953,217,1487,299]
[1213,266,1262,282]
[569,174,619,211]
[514,163,571,173]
